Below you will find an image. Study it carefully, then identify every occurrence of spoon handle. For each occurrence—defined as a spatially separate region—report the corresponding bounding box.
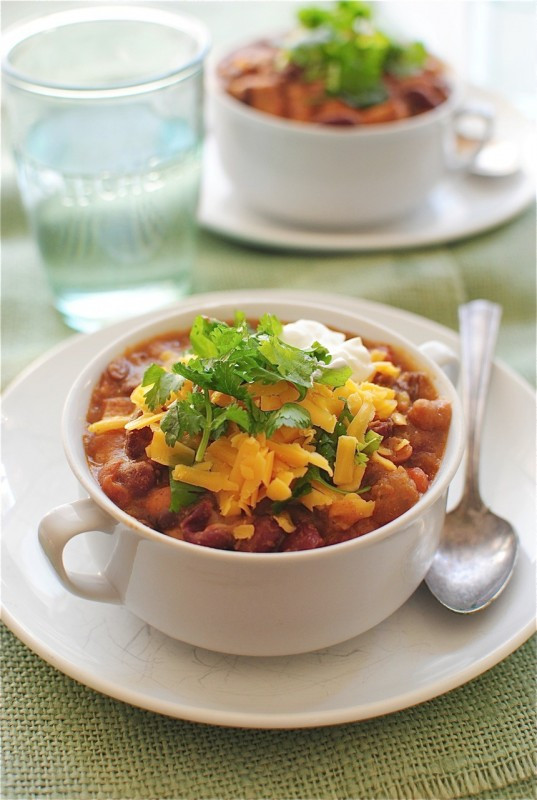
[459,300,502,510]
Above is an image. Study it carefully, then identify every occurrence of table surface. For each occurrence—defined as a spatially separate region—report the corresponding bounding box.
[2,4,536,800]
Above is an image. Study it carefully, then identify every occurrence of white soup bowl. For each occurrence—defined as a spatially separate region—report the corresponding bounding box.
[38,295,464,656]
[209,58,491,228]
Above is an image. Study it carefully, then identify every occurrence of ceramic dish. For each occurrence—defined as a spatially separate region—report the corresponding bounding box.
[1,291,535,728]
[38,296,463,656]
[199,88,535,251]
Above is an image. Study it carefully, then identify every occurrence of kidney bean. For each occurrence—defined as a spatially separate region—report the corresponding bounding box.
[181,497,213,534]
[280,522,324,552]
[368,418,394,439]
[237,516,285,553]
[125,427,152,460]
[394,371,434,401]
[106,358,130,382]
[157,510,181,531]
[403,87,438,114]
[252,498,274,517]
[288,505,315,526]
[116,460,156,496]
[372,372,395,389]
[406,467,429,494]
[184,524,235,550]
[99,457,156,506]
[313,98,364,125]
[408,398,452,431]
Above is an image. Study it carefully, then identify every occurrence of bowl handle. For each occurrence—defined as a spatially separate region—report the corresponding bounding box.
[419,340,459,385]
[38,498,121,603]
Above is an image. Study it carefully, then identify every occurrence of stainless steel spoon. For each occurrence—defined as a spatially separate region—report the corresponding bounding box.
[455,108,522,178]
[469,138,521,177]
[425,300,519,613]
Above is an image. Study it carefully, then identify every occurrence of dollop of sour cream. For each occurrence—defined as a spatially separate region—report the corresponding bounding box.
[280,319,373,384]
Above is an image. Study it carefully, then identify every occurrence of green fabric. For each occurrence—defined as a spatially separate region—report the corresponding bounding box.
[1,626,535,799]
[2,199,536,390]
[2,208,536,800]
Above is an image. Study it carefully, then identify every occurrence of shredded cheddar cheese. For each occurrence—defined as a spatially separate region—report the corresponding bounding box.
[371,451,398,471]
[145,428,195,467]
[86,320,422,528]
[333,435,358,486]
[87,415,133,434]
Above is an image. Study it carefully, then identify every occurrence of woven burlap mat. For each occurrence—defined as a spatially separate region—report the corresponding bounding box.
[1,625,535,800]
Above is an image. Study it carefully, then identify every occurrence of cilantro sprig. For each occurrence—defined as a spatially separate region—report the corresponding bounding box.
[355,429,383,465]
[137,312,391,514]
[287,1,428,108]
[314,401,382,467]
[140,313,351,464]
[142,364,184,410]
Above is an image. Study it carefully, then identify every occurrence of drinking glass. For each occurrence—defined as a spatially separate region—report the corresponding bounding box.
[2,6,210,332]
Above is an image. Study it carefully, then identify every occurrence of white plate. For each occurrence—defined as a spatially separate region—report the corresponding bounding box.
[198,91,536,252]
[1,290,535,729]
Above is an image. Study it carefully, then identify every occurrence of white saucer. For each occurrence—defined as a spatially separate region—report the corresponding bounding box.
[198,91,535,252]
[1,291,535,729]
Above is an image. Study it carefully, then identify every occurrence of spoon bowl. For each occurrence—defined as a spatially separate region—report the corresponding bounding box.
[426,502,518,613]
[425,300,519,613]
[470,138,521,177]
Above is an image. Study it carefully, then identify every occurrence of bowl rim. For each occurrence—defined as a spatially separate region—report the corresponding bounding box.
[63,294,465,561]
[2,5,211,99]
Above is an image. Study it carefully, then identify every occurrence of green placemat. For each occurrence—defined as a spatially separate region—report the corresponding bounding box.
[2,201,535,390]
[1,625,535,799]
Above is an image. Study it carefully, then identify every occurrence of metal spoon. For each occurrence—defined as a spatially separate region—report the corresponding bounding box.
[470,138,521,177]
[425,300,519,613]
[455,109,522,178]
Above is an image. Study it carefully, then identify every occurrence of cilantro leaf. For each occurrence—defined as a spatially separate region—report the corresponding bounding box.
[257,336,319,396]
[241,361,289,387]
[169,472,206,512]
[190,314,249,359]
[317,364,352,388]
[385,41,427,77]
[157,312,352,452]
[210,323,247,357]
[210,361,250,400]
[355,428,383,465]
[160,396,206,446]
[299,2,371,31]
[314,402,352,465]
[210,403,252,438]
[142,364,184,411]
[189,316,220,358]
[289,1,428,108]
[265,403,311,439]
[257,314,283,336]
[307,341,331,364]
[172,360,215,390]
[361,428,383,455]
